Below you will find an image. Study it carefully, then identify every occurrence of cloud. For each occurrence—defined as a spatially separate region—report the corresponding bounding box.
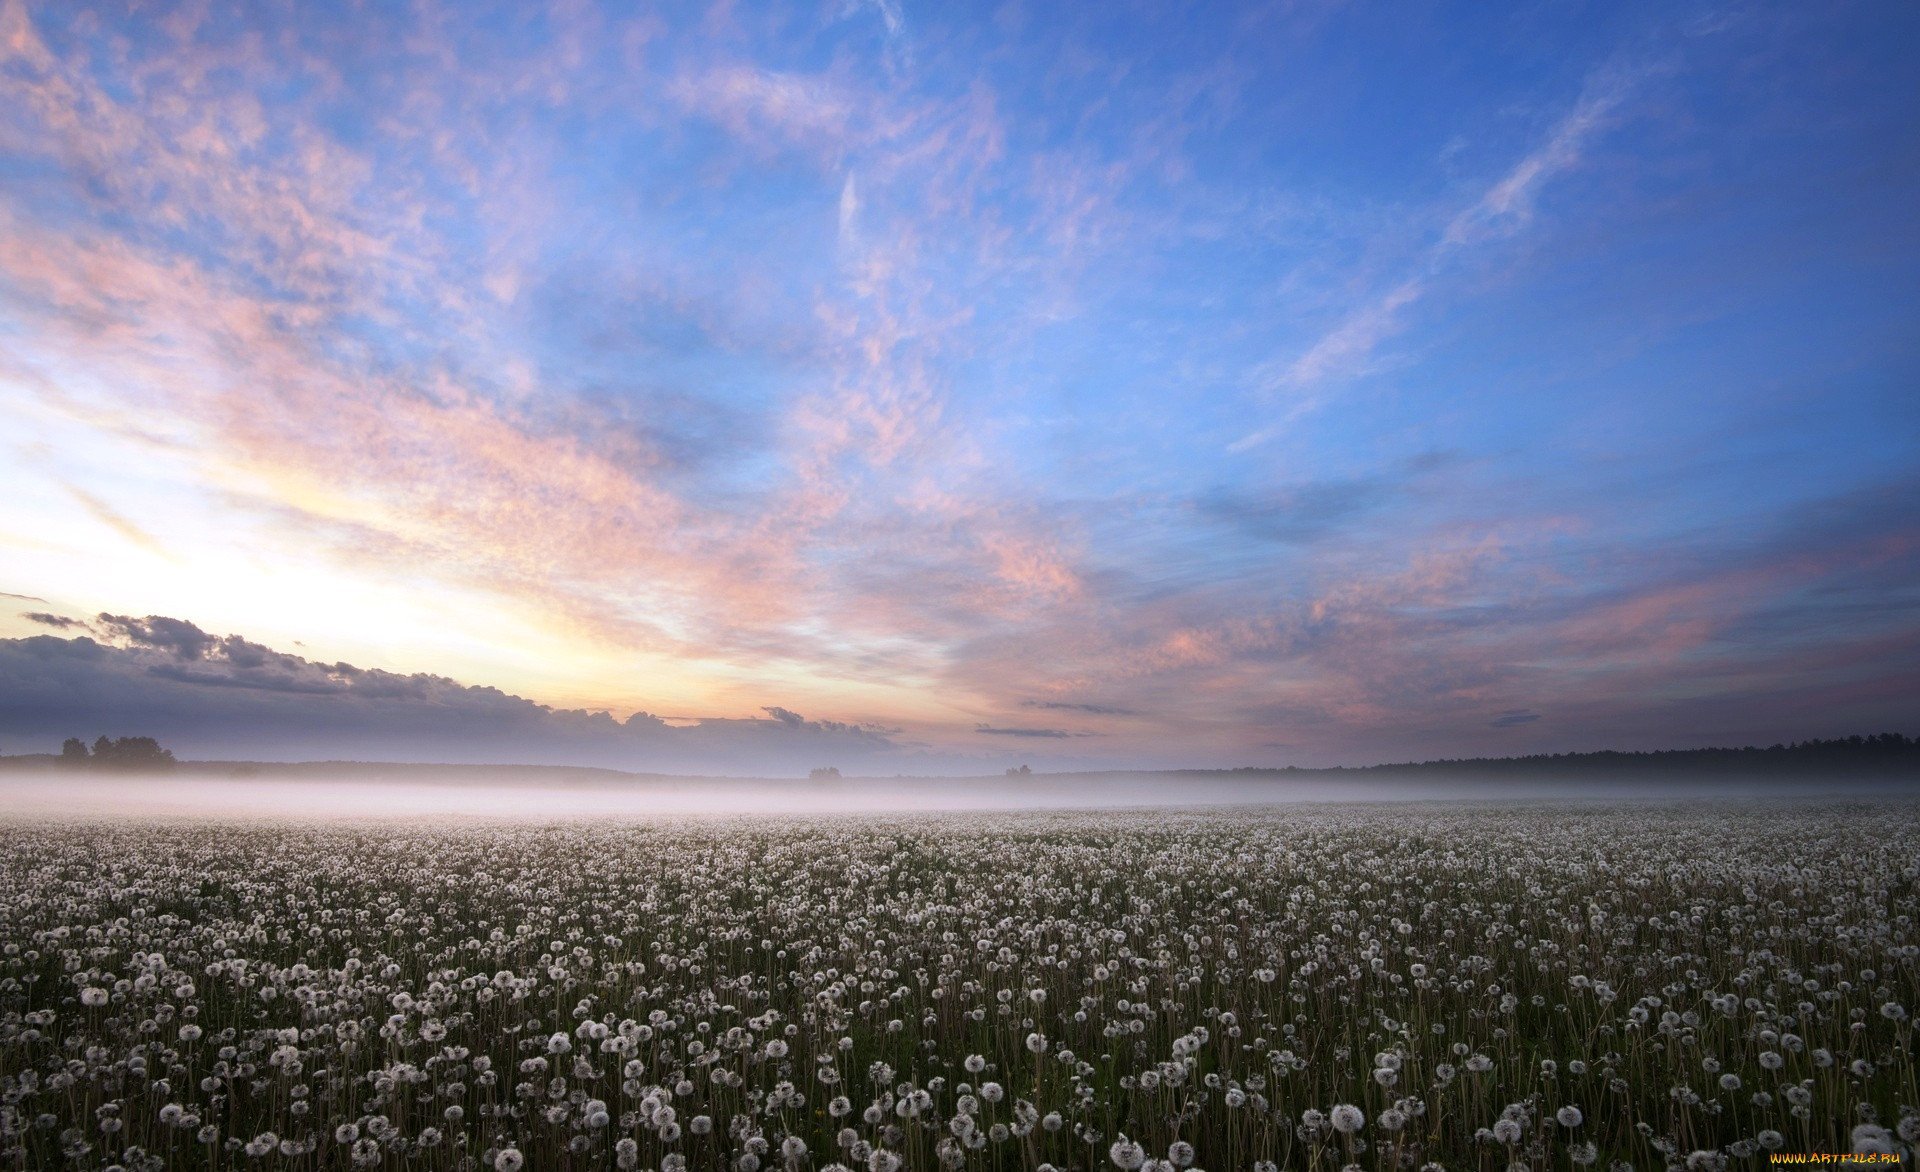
[1489,709,1542,727]
[61,485,173,559]
[0,1,1911,775]
[1236,60,1648,449]
[975,724,1094,738]
[1,592,49,603]
[840,0,904,41]
[670,66,856,158]
[0,0,1092,690]
[947,467,1920,767]
[1267,278,1425,399]
[21,612,79,628]
[145,663,339,694]
[838,171,861,246]
[1020,700,1137,716]
[0,619,916,775]
[1200,455,1460,543]
[1198,478,1392,546]
[96,614,219,661]
[1441,67,1635,247]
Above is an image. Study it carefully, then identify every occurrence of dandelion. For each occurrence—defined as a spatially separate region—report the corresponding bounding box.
[1850,1124,1896,1154]
[0,805,1908,1169]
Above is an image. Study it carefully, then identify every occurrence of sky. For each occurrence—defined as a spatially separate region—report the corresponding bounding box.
[0,0,1915,774]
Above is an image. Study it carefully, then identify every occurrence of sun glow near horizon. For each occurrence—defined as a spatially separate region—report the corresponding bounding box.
[1,0,1916,773]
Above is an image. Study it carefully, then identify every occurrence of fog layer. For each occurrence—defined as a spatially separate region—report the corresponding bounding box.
[0,768,1908,823]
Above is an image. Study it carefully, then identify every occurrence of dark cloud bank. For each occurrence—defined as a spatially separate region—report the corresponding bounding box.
[0,615,913,776]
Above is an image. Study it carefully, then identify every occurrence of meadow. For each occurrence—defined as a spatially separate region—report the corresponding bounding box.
[0,801,1914,1170]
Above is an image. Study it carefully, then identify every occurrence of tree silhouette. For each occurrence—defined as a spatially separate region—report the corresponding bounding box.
[808,766,842,780]
[1225,732,1920,779]
[75,736,178,772]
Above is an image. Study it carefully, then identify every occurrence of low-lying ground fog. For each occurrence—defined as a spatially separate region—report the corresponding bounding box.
[0,768,1909,821]
[1,796,1915,1170]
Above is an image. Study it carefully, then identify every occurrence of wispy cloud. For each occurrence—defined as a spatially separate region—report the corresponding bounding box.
[975,725,1093,739]
[1489,708,1542,727]
[1,1,1911,769]
[671,65,858,158]
[1235,61,1649,450]
[60,485,173,560]
[1021,700,1137,716]
[1442,67,1638,248]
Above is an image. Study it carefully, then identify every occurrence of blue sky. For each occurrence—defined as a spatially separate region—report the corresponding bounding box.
[0,0,1914,771]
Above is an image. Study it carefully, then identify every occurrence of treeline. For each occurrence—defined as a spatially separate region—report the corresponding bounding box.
[56,736,177,772]
[1221,733,1920,778]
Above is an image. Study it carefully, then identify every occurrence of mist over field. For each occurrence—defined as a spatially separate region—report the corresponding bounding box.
[0,764,1911,824]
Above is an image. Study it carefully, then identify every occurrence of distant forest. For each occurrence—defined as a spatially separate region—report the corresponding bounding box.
[1208,732,1920,779]
[0,732,1912,779]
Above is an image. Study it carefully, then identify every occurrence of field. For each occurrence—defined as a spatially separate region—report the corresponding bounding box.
[1,801,1915,1170]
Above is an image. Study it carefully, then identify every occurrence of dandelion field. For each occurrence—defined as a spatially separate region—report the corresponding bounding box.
[1,802,1915,1171]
